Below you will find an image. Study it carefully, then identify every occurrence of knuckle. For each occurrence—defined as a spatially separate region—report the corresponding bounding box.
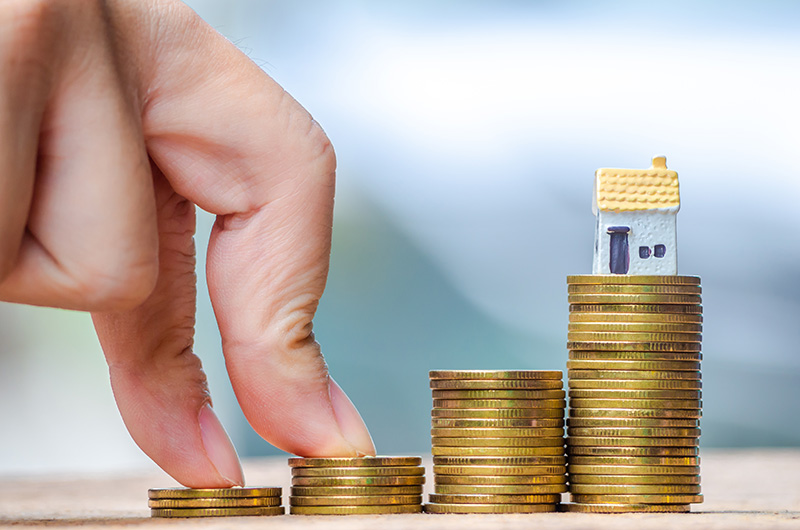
[70,252,159,311]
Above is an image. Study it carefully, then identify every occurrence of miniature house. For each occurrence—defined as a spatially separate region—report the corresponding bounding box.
[592,156,680,275]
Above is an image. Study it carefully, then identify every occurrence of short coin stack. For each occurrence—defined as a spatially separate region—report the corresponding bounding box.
[564,274,703,513]
[148,487,284,517]
[288,456,425,515]
[427,370,568,514]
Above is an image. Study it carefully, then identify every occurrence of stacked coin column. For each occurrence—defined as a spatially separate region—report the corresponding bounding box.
[288,457,425,515]
[149,487,283,518]
[564,275,703,514]
[426,370,568,514]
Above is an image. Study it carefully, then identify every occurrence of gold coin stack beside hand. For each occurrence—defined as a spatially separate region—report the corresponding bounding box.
[564,275,703,514]
[427,370,567,514]
[148,487,284,517]
[288,456,425,515]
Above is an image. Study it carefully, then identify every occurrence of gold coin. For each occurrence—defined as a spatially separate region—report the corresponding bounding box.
[567,437,699,447]
[289,505,423,515]
[433,456,567,467]
[567,427,700,438]
[569,351,702,361]
[569,369,700,380]
[570,304,702,314]
[435,475,566,486]
[433,464,567,476]
[431,427,564,438]
[567,465,700,475]
[560,503,690,513]
[568,474,701,485]
[432,418,564,428]
[568,343,702,353]
[568,284,702,295]
[567,359,701,370]
[151,507,284,517]
[434,484,565,495]
[432,446,565,457]
[568,294,701,305]
[433,398,566,409]
[149,497,281,509]
[571,493,703,504]
[569,389,701,400]
[567,446,698,457]
[431,437,564,447]
[291,476,425,487]
[429,493,561,504]
[148,487,281,499]
[288,456,421,468]
[432,408,564,419]
[292,466,425,477]
[570,484,701,495]
[568,398,701,410]
[432,389,566,400]
[430,370,562,380]
[568,379,702,390]
[431,379,563,390]
[288,495,422,506]
[425,503,557,514]
[568,322,702,333]
[290,485,423,496]
[568,331,702,343]
[567,417,699,428]
[567,275,701,285]
[569,312,702,324]
[569,408,702,419]
[568,455,700,466]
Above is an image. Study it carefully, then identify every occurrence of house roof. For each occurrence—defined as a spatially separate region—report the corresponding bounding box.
[593,156,680,213]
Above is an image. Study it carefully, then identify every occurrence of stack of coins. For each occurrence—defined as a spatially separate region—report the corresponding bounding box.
[427,370,568,514]
[288,456,425,515]
[148,487,284,517]
[564,275,703,513]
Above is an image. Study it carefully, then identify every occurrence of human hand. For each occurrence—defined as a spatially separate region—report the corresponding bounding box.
[0,0,374,487]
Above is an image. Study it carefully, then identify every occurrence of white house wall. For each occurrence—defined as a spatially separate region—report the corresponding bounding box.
[592,210,678,275]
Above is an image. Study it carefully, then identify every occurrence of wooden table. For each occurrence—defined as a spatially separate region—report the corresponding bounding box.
[1,449,798,529]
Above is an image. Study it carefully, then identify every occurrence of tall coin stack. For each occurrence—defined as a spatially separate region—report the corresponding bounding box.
[288,457,425,515]
[427,370,568,514]
[148,487,284,517]
[564,275,703,513]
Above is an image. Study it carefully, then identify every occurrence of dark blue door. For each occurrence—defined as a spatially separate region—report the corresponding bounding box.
[607,226,630,274]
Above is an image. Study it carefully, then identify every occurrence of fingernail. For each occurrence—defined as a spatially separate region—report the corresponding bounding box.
[199,403,245,486]
[329,377,376,456]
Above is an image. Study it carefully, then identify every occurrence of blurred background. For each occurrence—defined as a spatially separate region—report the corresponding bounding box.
[2,0,799,476]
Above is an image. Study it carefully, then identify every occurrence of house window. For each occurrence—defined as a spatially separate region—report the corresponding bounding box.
[607,226,630,274]
[639,246,651,259]
[654,244,666,258]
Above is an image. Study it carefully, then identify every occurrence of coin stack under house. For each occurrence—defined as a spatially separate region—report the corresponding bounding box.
[564,275,703,513]
[427,370,568,514]
[148,487,284,517]
[288,457,425,515]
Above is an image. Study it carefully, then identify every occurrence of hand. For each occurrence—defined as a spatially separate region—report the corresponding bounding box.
[0,0,375,487]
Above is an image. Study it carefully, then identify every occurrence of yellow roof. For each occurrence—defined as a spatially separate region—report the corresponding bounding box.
[593,156,680,213]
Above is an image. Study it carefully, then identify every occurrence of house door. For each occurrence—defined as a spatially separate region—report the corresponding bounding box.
[607,226,630,274]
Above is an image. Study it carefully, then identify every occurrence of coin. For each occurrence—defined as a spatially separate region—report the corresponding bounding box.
[430,370,562,380]
[569,312,702,324]
[570,484,702,495]
[568,322,702,333]
[429,493,561,504]
[288,495,422,506]
[569,408,702,419]
[569,369,700,380]
[288,456,422,468]
[567,446,698,457]
[567,275,700,285]
[568,455,700,466]
[433,464,567,475]
[290,486,423,496]
[568,343,702,353]
[569,389,702,400]
[569,351,703,361]
[568,284,702,295]
[568,331,702,343]
[568,294,701,305]
[434,456,568,467]
[435,475,567,485]
[568,379,702,390]
[570,304,702,314]
[432,408,564,419]
[151,507,284,517]
[567,437,698,447]
[568,474,701,485]
[149,497,281,509]
[567,465,700,475]
[432,446,565,457]
[431,427,565,438]
[431,389,566,400]
[432,398,567,409]
[289,505,423,515]
[148,487,282,499]
[568,398,702,410]
[567,427,701,438]
[291,476,425,487]
[431,437,565,447]
[571,494,703,504]
[291,466,426,477]
[431,379,563,390]
[560,503,690,513]
[432,418,565,428]
[567,417,699,428]
[434,484,566,495]
[425,503,557,514]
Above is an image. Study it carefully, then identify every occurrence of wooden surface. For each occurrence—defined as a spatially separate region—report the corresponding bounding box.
[1,449,798,529]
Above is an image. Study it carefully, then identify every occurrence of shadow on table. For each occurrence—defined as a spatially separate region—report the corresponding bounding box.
[0,517,152,526]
